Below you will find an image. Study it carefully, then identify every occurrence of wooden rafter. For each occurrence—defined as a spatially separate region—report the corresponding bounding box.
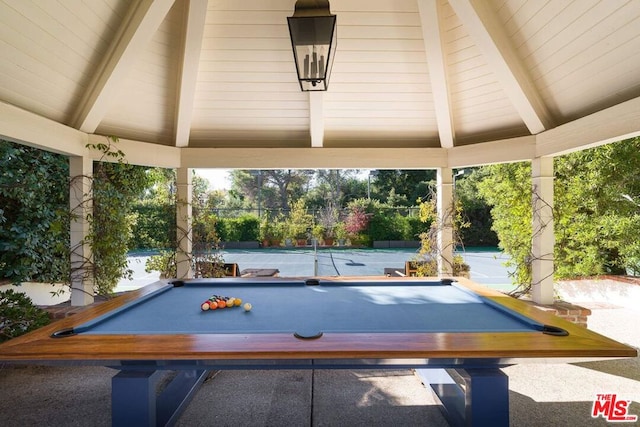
[174,0,208,148]
[448,0,554,134]
[418,0,455,148]
[71,0,175,133]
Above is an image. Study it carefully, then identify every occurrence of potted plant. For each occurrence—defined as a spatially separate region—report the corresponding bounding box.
[270,218,285,247]
[287,200,313,247]
[312,224,325,245]
[323,232,335,246]
[295,228,309,247]
[259,217,274,247]
[317,204,339,246]
[334,221,348,246]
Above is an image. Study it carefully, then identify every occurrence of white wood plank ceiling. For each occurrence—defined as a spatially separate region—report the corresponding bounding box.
[1,0,640,169]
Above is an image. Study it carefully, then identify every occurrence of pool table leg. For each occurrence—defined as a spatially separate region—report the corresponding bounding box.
[416,368,509,427]
[112,369,209,426]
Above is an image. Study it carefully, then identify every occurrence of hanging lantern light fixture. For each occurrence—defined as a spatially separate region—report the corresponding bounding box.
[287,0,337,91]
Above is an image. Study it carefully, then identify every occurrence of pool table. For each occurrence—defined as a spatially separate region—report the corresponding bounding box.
[0,277,635,426]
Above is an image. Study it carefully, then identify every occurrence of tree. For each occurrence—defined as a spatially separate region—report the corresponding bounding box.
[265,170,312,210]
[183,168,495,249]
[228,169,312,212]
[455,168,498,247]
[304,169,364,210]
[477,137,640,289]
[286,199,314,241]
[371,170,435,206]
[554,137,640,276]
[476,162,533,286]
[144,169,227,278]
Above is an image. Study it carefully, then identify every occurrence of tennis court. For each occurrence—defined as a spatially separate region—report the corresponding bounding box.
[120,247,516,293]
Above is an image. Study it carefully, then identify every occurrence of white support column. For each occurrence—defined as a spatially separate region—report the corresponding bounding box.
[531,157,555,304]
[309,92,324,148]
[437,167,455,276]
[175,167,193,279]
[69,156,94,306]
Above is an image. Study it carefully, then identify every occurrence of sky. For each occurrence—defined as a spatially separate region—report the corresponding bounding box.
[193,169,231,190]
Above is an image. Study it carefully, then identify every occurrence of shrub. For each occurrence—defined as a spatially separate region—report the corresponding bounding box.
[0,140,69,284]
[0,289,51,343]
[406,216,428,240]
[369,213,405,241]
[193,213,222,246]
[130,202,175,250]
[144,250,176,278]
[410,254,470,277]
[346,199,427,242]
[368,210,427,241]
[217,215,260,241]
[344,206,370,235]
[286,200,313,239]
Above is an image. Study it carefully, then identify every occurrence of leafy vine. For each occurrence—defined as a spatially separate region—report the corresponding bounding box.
[411,183,470,277]
[68,136,151,296]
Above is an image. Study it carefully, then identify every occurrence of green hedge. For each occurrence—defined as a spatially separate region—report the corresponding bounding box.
[369,213,405,241]
[130,202,176,250]
[406,216,428,240]
[368,212,427,241]
[130,209,261,249]
[0,140,70,284]
[217,215,260,242]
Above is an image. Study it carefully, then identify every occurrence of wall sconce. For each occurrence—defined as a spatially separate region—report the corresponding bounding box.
[287,0,337,91]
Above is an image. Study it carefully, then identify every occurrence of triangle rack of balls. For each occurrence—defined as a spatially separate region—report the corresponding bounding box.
[201,295,252,312]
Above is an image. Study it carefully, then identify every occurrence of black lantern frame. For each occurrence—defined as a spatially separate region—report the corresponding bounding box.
[287,0,337,91]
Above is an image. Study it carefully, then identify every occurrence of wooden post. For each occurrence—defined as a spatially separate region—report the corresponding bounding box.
[176,167,193,279]
[437,167,454,276]
[531,157,554,304]
[69,156,94,306]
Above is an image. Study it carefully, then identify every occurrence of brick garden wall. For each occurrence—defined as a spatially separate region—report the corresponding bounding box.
[522,299,591,328]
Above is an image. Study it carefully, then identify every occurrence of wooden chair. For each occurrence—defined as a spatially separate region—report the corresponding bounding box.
[222,263,239,277]
[405,261,418,277]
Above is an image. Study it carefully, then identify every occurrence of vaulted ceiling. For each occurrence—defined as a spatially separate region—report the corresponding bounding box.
[1,0,640,170]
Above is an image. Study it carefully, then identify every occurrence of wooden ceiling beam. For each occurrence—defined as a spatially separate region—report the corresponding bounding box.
[0,101,86,157]
[449,0,553,134]
[174,0,208,148]
[70,0,175,133]
[537,96,640,157]
[181,147,448,169]
[449,136,536,168]
[418,0,455,148]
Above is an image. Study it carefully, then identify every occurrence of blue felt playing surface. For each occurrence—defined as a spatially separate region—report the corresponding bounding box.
[77,281,543,335]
